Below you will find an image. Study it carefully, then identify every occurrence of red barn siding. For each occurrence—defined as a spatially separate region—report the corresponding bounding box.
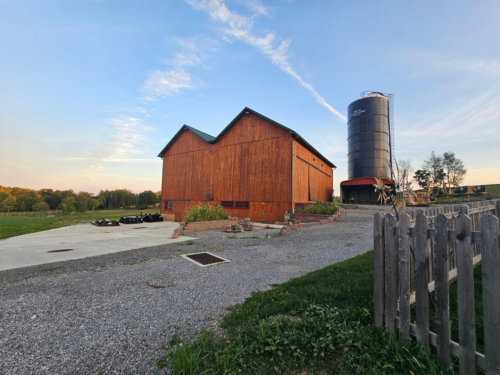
[160,110,333,223]
[293,141,333,204]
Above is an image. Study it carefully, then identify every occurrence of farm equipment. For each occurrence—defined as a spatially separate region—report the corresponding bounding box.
[92,219,120,227]
[455,185,488,196]
[142,213,164,223]
[403,189,435,206]
[119,216,143,224]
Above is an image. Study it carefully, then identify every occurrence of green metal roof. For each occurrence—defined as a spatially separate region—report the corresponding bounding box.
[157,107,336,169]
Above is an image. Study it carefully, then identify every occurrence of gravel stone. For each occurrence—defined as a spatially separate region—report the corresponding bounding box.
[0,205,387,374]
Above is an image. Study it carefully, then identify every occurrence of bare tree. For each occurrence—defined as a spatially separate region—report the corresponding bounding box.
[442,151,467,183]
[203,186,214,203]
[422,151,446,183]
[397,159,414,188]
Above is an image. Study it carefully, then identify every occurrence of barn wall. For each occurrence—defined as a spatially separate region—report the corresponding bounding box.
[292,141,333,204]
[161,113,293,223]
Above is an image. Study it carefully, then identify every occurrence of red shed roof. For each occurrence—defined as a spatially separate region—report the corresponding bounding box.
[340,177,393,186]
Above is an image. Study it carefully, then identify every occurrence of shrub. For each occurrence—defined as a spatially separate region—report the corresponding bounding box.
[32,202,50,212]
[184,204,228,223]
[295,200,338,215]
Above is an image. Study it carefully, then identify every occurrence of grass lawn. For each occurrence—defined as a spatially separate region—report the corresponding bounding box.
[0,209,143,239]
[158,251,479,374]
[434,183,500,205]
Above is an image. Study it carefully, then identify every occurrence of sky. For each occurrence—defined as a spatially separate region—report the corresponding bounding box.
[0,0,499,196]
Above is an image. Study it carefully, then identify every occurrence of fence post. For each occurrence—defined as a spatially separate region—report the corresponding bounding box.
[456,206,476,375]
[481,214,500,375]
[398,211,411,341]
[384,213,397,333]
[434,213,451,367]
[374,212,385,328]
[415,210,430,354]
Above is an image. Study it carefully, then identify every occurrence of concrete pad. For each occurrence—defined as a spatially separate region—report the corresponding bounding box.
[0,222,195,271]
[252,222,284,229]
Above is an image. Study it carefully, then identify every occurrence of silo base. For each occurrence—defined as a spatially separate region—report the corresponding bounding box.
[340,177,394,205]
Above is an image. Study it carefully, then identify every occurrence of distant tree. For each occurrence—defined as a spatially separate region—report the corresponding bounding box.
[61,197,76,214]
[88,198,100,211]
[0,195,17,212]
[16,192,39,211]
[442,151,467,183]
[33,201,50,212]
[137,190,157,209]
[397,159,414,188]
[0,191,8,204]
[75,193,89,213]
[422,151,446,183]
[413,169,431,189]
[44,190,63,210]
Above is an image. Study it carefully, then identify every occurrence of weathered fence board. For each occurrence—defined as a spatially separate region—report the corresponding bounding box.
[415,211,430,353]
[373,212,385,328]
[481,215,500,375]
[456,209,476,375]
[434,213,451,367]
[384,213,397,333]
[376,199,500,374]
[398,212,411,341]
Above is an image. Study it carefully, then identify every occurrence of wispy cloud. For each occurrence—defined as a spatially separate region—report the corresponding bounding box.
[84,117,152,175]
[141,70,194,100]
[185,0,346,121]
[140,36,215,102]
[400,90,500,138]
[434,58,500,76]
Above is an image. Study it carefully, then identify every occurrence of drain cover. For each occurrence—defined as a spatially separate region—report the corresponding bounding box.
[182,252,230,267]
[48,249,73,253]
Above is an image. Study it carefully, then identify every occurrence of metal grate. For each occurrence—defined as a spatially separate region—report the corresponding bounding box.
[48,249,73,253]
[221,201,234,208]
[182,252,230,267]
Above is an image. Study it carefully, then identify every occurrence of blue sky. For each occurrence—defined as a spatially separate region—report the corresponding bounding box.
[1,0,499,195]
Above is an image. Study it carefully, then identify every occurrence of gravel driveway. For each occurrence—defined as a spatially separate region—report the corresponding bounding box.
[0,205,386,375]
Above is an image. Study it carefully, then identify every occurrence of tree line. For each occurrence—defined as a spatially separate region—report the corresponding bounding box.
[0,186,161,214]
[406,151,467,189]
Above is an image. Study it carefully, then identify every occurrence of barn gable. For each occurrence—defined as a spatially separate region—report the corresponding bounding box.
[158,107,336,169]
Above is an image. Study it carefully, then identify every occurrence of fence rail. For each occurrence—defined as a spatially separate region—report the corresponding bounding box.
[374,199,500,374]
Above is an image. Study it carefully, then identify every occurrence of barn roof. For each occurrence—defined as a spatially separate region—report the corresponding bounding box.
[157,107,336,168]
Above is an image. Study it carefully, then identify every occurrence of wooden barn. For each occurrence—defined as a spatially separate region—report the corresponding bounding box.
[158,107,336,223]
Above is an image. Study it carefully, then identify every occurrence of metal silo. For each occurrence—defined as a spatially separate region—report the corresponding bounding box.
[347,92,393,180]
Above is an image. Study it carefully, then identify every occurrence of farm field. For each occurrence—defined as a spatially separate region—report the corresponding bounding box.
[0,209,150,239]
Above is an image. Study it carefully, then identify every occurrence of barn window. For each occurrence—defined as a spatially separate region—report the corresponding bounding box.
[165,201,173,210]
[221,201,234,208]
[235,201,250,209]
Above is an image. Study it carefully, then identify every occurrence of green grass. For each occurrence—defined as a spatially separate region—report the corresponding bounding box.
[158,252,458,374]
[434,183,500,205]
[0,209,140,239]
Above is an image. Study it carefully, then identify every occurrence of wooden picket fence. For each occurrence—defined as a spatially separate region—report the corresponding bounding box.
[374,199,500,375]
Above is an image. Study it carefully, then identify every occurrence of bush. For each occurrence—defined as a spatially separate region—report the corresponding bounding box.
[295,200,338,215]
[184,204,228,223]
[32,202,50,212]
